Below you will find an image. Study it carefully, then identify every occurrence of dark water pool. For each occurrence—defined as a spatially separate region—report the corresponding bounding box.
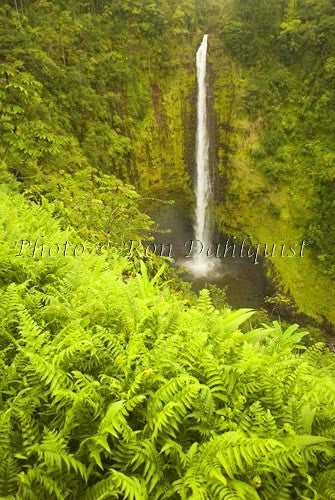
[150,205,269,309]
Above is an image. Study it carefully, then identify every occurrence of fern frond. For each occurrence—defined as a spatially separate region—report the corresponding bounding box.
[17,467,65,500]
[314,468,335,499]
[0,453,19,497]
[0,409,12,454]
[83,470,147,500]
[30,429,87,480]
[197,289,215,314]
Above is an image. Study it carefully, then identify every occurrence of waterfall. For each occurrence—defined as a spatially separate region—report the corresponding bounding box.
[192,34,211,274]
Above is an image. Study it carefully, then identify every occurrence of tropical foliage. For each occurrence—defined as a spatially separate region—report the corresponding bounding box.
[221,0,335,276]
[212,0,335,322]
[1,187,335,499]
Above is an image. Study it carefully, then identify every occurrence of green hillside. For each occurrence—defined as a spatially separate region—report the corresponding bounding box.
[212,0,335,323]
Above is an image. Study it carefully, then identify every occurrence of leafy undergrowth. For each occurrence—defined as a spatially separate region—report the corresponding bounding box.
[1,188,335,499]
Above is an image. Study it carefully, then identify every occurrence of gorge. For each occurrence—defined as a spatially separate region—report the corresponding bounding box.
[151,33,269,309]
[145,29,335,329]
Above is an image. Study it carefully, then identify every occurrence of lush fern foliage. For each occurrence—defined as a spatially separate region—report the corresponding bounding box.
[1,187,335,499]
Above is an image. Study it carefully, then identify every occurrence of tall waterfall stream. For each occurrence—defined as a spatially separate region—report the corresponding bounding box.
[150,35,268,308]
[192,33,212,275]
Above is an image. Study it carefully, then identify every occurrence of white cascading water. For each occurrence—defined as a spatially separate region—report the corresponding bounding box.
[191,34,211,275]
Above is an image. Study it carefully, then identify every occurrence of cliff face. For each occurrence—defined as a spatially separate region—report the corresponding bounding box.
[131,40,196,211]
[207,34,335,326]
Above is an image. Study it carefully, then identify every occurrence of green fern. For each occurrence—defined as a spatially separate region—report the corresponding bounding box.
[1,187,335,499]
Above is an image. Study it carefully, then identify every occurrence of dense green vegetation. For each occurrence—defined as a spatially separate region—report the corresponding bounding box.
[0,0,223,208]
[213,0,335,323]
[2,0,335,498]
[2,185,335,499]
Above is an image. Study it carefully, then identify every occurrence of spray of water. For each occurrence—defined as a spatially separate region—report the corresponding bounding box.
[188,34,212,276]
